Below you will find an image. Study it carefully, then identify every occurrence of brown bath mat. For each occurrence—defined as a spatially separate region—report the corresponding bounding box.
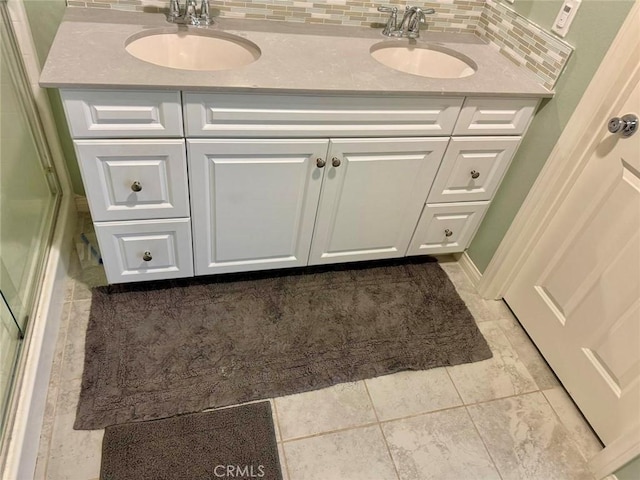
[100,401,282,480]
[77,257,492,430]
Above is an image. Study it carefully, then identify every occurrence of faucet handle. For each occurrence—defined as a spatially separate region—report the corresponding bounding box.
[378,5,399,37]
[200,0,212,25]
[169,0,181,19]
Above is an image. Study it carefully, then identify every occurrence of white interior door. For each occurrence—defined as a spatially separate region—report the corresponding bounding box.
[505,72,640,445]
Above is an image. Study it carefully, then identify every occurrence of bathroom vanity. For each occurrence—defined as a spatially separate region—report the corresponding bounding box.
[41,8,551,284]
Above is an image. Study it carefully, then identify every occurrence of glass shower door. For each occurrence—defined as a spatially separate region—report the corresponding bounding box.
[0,1,60,434]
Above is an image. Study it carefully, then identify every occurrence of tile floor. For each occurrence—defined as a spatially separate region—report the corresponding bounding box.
[35,217,603,479]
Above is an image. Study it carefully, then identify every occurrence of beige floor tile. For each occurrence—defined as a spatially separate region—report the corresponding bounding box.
[447,321,538,404]
[35,302,72,479]
[497,317,561,390]
[382,407,500,480]
[55,377,82,417]
[60,300,91,382]
[467,392,595,480]
[542,387,603,461]
[274,381,377,440]
[284,425,397,480]
[47,413,103,480]
[365,368,462,421]
[72,266,107,301]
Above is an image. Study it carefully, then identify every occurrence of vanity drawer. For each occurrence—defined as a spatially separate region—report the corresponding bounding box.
[406,202,489,255]
[184,92,463,137]
[74,140,190,222]
[453,97,538,136]
[428,136,521,203]
[95,218,194,284]
[61,89,183,138]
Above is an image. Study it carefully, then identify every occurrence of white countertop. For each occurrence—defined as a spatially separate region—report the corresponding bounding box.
[40,8,553,98]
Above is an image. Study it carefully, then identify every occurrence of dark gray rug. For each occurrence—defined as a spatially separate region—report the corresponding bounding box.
[100,401,282,480]
[76,258,492,430]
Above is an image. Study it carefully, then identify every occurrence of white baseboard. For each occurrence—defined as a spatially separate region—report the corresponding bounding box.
[75,195,89,213]
[2,196,76,480]
[457,252,483,289]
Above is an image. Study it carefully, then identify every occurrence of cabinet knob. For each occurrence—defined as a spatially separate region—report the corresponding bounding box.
[444,229,453,238]
[316,158,326,168]
[142,251,152,262]
[131,181,142,192]
[470,170,480,179]
[332,157,341,167]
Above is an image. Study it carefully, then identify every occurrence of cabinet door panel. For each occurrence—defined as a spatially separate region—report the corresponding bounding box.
[61,89,183,138]
[75,139,189,221]
[407,202,489,255]
[454,97,538,136]
[184,93,463,137]
[95,218,193,284]
[309,137,449,265]
[428,136,521,203]
[188,139,328,274]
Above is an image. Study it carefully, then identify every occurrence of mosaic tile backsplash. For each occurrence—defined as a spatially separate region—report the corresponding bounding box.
[72,1,485,32]
[476,0,572,90]
[74,0,573,90]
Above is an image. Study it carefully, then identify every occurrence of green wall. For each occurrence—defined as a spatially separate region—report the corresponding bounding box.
[23,0,84,196]
[616,455,640,480]
[467,0,634,272]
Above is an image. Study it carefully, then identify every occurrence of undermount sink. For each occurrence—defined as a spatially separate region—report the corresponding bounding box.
[370,42,476,79]
[125,29,261,71]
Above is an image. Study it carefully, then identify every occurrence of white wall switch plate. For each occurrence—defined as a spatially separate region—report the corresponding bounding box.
[552,0,581,38]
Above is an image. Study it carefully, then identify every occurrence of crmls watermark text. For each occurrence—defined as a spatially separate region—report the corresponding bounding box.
[213,464,266,478]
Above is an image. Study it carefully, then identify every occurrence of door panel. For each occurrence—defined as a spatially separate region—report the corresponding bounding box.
[309,137,448,265]
[75,140,189,221]
[188,139,328,274]
[505,77,640,444]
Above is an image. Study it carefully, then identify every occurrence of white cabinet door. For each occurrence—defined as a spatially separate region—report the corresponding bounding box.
[184,93,463,137]
[95,218,194,284]
[407,202,489,255]
[454,97,538,136]
[61,89,183,138]
[75,139,190,221]
[188,139,329,275]
[308,137,449,265]
[428,136,521,203]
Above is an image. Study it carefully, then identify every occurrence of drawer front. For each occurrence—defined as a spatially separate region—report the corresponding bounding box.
[184,93,463,137]
[95,218,194,283]
[407,202,489,255]
[75,140,190,222]
[428,136,521,203]
[454,97,538,136]
[61,89,183,138]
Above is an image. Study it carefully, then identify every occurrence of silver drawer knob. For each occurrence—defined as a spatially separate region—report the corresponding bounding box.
[142,251,152,262]
[316,158,326,168]
[470,170,480,179]
[444,229,453,237]
[131,181,142,192]
[332,157,341,167]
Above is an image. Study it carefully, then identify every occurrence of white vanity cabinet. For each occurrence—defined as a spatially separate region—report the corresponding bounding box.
[62,89,538,283]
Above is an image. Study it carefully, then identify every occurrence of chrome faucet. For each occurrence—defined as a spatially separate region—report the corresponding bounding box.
[168,0,212,26]
[378,5,435,38]
[377,6,400,37]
